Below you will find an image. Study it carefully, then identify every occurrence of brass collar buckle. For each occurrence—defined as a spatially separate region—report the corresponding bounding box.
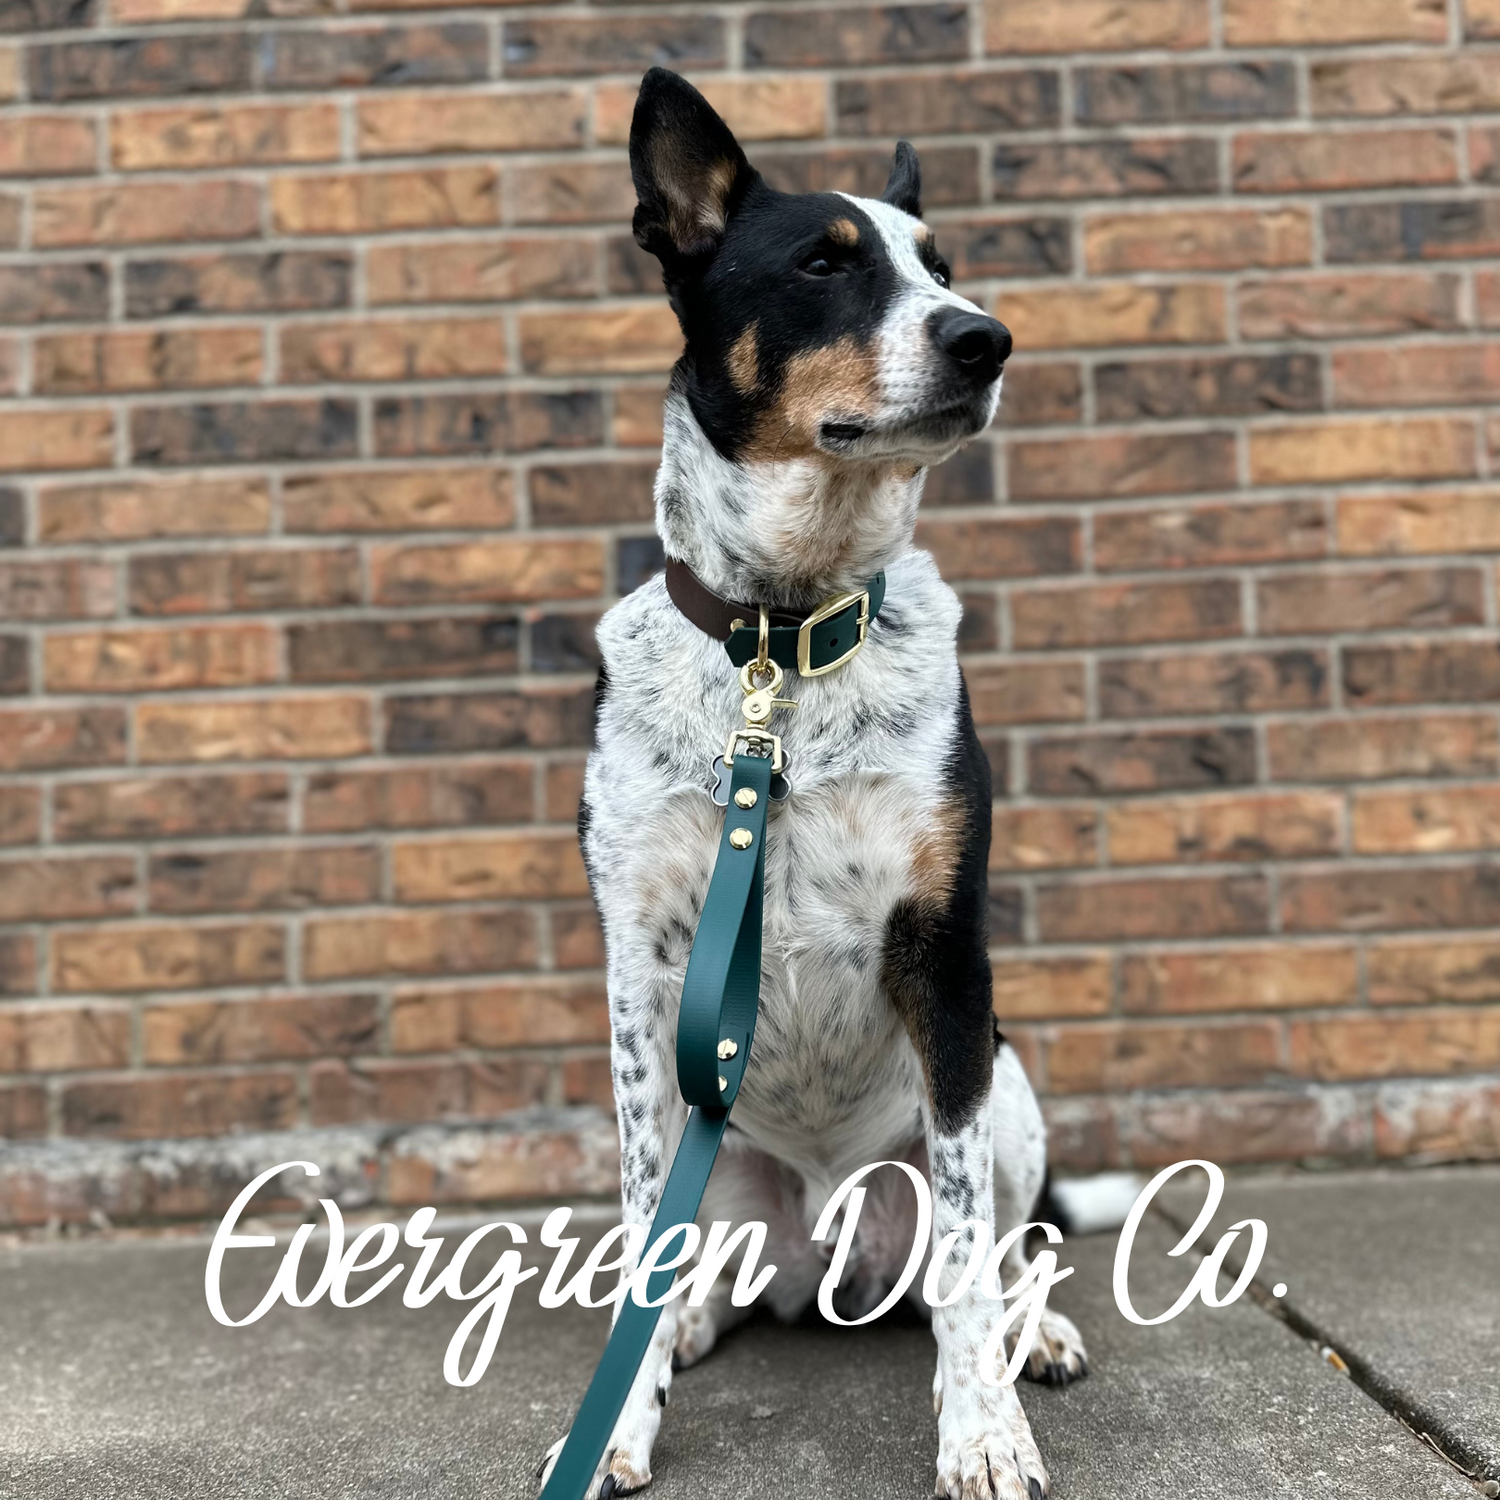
[797,588,871,677]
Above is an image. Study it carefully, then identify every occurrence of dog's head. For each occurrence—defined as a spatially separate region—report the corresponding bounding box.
[631,68,1010,470]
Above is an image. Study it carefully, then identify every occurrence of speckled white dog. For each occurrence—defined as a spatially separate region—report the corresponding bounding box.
[540,67,1095,1500]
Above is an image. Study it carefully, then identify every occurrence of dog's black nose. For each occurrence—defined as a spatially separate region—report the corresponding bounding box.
[930,308,1011,385]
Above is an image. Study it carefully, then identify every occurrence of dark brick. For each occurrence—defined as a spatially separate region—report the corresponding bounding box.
[385,687,594,754]
[502,16,724,78]
[836,68,1060,134]
[54,773,289,841]
[1100,649,1330,718]
[529,612,602,673]
[0,0,96,32]
[29,35,251,102]
[758,145,978,208]
[618,535,665,594]
[0,489,21,547]
[530,461,655,526]
[1038,874,1271,942]
[958,593,999,652]
[988,883,1024,945]
[917,515,1080,580]
[997,362,1083,426]
[746,5,967,68]
[945,217,1072,279]
[1325,199,1500,264]
[1094,499,1328,573]
[1095,353,1323,421]
[993,137,1218,198]
[1029,727,1258,795]
[125,253,351,318]
[1074,61,1298,124]
[1344,640,1500,707]
[0,636,27,695]
[605,234,661,296]
[132,400,358,466]
[1,933,36,997]
[1282,864,1500,935]
[1008,431,1238,502]
[0,262,108,325]
[263,25,487,91]
[288,617,519,683]
[922,443,994,505]
[374,391,604,457]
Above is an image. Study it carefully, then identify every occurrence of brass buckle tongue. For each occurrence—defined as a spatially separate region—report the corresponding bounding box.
[797,588,870,677]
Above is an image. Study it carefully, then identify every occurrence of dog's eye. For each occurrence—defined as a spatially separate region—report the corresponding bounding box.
[931,268,949,288]
[801,257,833,277]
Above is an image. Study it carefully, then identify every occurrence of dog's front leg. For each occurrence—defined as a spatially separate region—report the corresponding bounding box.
[926,1102,1050,1500]
[541,983,685,1499]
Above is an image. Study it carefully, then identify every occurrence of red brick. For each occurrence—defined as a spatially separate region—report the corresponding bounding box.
[365,236,596,305]
[129,547,359,615]
[392,829,588,903]
[142,992,378,1066]
[0,1003,132,1074]
[966,660,1087,726]
[1234,128,1457,193]
[0,558,117,620]
[61,1071,299,1140]
[1312,56,1500,118]
[280,316,507,384]
[1093,353,1320,422]
[125,251,351,317]
[1353,785,1500,855]
[38,475,270,542]
[1107,791,1342,866]
[1047,1019,1281,1093]
[1257,566,1484,636]
[597,75,824,144]
[310,1057,550,1126]
[530,462,655,527]
[0,706,126,771]
[917,515,1080,579]
[1237,272,1461,339]
[990,955,1112,1021]
[1268,713,1497,783]
[1100,648,1330,718]
[551,902,603,969]
[54,773,289,842]
[112,102,340,170]
[1086,208,1312,273]
[305,763,533,833]
[135,695,371,764]
[1325,198,1500,264]
[44,625,280,695]
[745,5,967,68]
[1250,417,1476,486]
[0,263,109,325]
[0,785,41,846]
[1368,937,1500,1006]
[995,361,1082,425]
[1375,1079,1500,1161]
[1281,863,1500,933]
[33,180,260,249]
[990,804,1098,871]
[271,167,498,236]
[260,24,485,92]
[282,467,513,534]
[131,399,357,467]
[0,409,114,473]
[1012,578,1239,649]
[612,385,666,448]
[1129,1089,1368,1167]
[1009,432,1236,501]
[372,390,602,457]
[1332,342,1500,409]
[0,856,136,923]
[149,844,379,914]
[1289,1011,1500,1082]
[34,326,262,395]
[1095,500,1328,574]
[391,976,607,1052]
[501,15,724,78]
[357,89,586,155]
[302,907,536,981]
[986,0,1209,53]
[1344,641,1500,708]
[1030,728,1257,797]
[994,137,1217,199]
[519,305,682,376]
[1122,945,1358,1014]
[52,922,286,993]
[1224,0,1446,45]
[385,687,593,755]
[370,537,603,606]
[0,1083,46,1140]
[0,114,98,175]
[28,35,252,104]
[996,282,1226,350]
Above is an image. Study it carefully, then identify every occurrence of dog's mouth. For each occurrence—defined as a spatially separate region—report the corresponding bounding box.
[817,420,868,451]
[817,394,995,458]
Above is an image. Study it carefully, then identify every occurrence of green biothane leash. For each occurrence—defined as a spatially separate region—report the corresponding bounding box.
[538,576,882,1500]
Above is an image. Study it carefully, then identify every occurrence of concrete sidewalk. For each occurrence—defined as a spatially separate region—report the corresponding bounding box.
[1,1165,1495,1500]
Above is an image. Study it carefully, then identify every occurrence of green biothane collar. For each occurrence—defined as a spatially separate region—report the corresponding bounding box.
[664,558,886,676]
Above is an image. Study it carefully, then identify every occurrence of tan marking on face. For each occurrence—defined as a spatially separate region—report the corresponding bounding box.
[728,324,758,394]
[741,335,879,464]
[914,223,934,246]
[829,217,859,246]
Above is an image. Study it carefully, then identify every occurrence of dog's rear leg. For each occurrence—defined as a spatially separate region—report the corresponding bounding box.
[538,983,684,1500]
[991,1043,1088,1388]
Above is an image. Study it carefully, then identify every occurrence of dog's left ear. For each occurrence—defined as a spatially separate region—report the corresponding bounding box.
[630,68,756,263]
[881,140,922,218]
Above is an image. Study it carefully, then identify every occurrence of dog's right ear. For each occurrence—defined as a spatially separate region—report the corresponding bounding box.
[630,68,756,264]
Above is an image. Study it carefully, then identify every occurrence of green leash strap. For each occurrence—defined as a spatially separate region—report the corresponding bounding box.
[539,750,774,1500]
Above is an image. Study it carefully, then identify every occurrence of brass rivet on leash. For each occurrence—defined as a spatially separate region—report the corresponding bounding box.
[717,1039,738,1060]
[734,787,758,809]
[729,827,753,849]
[718,1075,728,1091]
[729,617,746,632]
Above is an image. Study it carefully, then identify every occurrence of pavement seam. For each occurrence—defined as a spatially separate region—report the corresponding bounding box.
[1148,1201,1500,1497]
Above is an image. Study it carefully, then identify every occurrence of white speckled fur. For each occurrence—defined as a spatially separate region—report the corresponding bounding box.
[544,193,1081,1500]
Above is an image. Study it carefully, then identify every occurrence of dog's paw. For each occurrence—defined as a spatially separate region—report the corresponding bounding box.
[934,1386,1048,1500]
[536,1438,653,1500]
[672,1302,719,1370]
[1007,1308,1089,1388]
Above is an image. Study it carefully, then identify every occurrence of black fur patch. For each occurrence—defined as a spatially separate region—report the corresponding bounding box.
[881,674,995,1132]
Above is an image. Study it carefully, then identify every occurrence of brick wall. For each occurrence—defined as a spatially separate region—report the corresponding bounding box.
[2,0,1500,1224]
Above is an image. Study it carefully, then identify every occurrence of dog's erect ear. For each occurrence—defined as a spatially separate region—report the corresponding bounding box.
[630,68,755,262]
[881,140,922,218]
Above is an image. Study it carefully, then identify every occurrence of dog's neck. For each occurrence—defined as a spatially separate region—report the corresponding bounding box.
[655,389,925,611]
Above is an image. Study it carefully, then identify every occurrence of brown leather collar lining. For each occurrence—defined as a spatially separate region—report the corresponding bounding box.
[664,557,810,639]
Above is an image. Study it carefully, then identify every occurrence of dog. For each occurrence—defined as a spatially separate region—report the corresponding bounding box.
[545,66,1108,1500]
